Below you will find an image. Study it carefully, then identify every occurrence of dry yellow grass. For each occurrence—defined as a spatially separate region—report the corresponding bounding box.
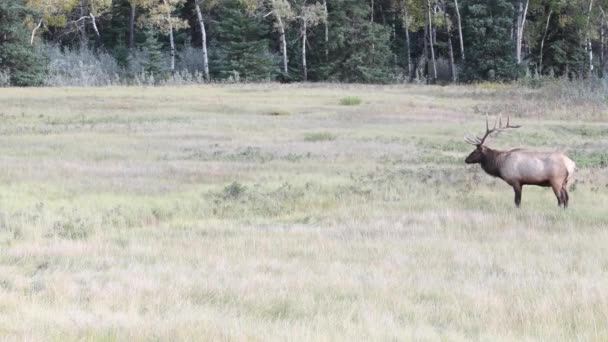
[0,84,607,341]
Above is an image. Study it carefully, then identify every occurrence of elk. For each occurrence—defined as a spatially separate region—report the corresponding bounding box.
[464,115,576,208]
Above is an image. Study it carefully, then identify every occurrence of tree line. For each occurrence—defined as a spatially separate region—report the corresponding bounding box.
[0,0,606,86]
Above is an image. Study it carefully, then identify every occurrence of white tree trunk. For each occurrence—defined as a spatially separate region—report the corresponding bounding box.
[323,0,329,60]
[163,0,176,74]
[443,1,456,82]
[587,0,595,74]
[601,7,607,76]
[515,0,529,64]
[30,19,43,45]
[454,0,464,61]
[602,18,605,76]
[539,9,552,74]
[302,19,307,81]
[403,0,412,79]
[129,3,136,49]
[427,0,437,82]
[90,13,100,37]
[370,0,374,22]
[194,0,210,80]
[169,24,175,74]
[422,14,428,81]
[277,15,289,75]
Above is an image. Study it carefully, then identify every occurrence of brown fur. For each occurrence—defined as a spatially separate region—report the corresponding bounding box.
[466,145,575,208]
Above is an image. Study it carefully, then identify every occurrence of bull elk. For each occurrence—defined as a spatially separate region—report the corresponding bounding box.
[464,115,576,208]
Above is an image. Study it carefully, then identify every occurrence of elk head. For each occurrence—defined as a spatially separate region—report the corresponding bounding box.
[464,114,520,164]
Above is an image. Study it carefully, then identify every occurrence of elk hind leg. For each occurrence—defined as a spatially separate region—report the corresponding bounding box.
[561,178,570,208]
[551,182,563,208]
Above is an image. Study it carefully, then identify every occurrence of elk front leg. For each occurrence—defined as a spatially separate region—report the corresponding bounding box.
[512,183,522,208]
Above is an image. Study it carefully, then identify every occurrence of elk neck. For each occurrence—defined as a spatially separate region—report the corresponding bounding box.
[480,147,503,178]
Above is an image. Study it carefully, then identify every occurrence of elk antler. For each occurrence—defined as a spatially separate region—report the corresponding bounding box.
[464,114,521,146]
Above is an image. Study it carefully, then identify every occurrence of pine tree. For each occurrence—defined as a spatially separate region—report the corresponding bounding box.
[0,0,47,86]
[104,0,132,51]
[460,0,517,81]
[210,0,276,81]
[324,0,393,83]
[104,0,143,68]
[142,27,165,77]
[536,4,587,78]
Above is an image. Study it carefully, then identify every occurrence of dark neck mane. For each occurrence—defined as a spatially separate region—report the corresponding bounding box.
[480,147,503,178]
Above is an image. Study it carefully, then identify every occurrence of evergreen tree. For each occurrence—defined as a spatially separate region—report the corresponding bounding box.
[324,0,393,83]
[104,0,132,67]
[536,4,587,78]
[460,0,517,81]
[0,0,47,86]
[102,0,130,50]
[142,27,165,77]
[210,0,277,81]
[10,0,608,84]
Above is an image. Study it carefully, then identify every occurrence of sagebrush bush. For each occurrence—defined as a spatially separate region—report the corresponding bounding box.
[223,182,247,200]
[177,46,205,74]
[41,44,208,87]
[43,45,122,86]
[0,69,10,87]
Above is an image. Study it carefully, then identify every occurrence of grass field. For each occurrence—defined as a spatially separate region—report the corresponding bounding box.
[0,84,607,341]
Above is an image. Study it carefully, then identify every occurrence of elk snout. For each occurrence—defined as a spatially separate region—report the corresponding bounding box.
[465,149,482,164]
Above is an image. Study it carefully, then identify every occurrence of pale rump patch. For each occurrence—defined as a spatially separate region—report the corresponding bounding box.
[564,156,576,178]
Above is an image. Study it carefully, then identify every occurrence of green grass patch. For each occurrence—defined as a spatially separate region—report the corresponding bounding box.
[304,132,337,142]
[569,150,608,168]
[339,96,362,106]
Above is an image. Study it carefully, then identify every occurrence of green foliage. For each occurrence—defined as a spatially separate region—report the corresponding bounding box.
[142,28,165,77]
[323,0,393,83]
[460,0,517,82]
[103,0,131,50]
[568,150,608,168]
[0,0,47,86]
[339,96,362,105]
[210,0,277,81]
[6,0,608,85]
[537,5,587,78]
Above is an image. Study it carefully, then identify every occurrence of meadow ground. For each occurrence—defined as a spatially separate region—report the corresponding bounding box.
[0,83,607,341]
